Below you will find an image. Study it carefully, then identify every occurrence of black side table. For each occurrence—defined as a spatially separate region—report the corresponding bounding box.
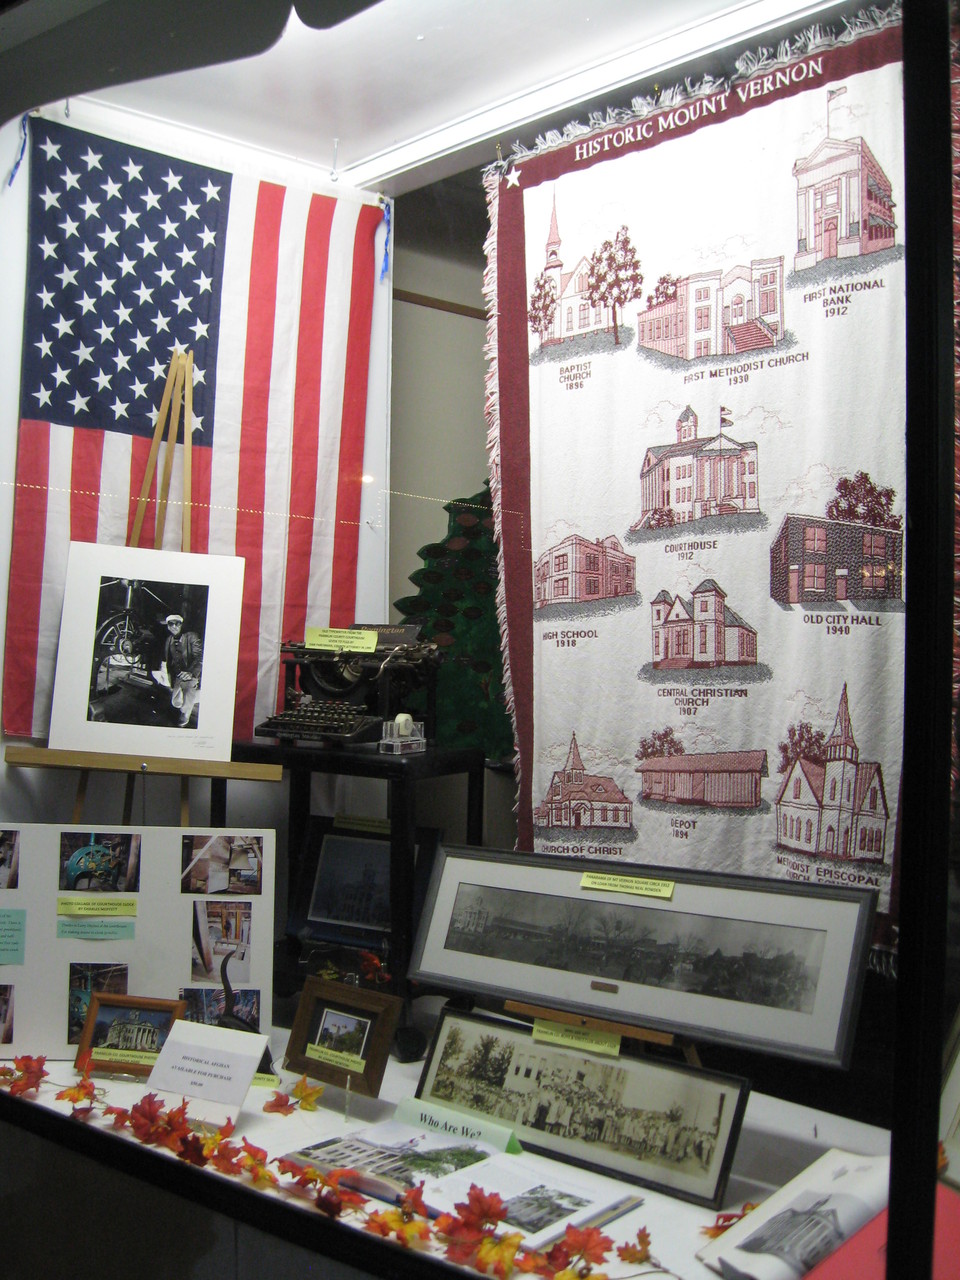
[218,741,485,987]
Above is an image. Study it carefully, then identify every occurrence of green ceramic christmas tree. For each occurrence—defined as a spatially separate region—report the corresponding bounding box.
[393,483,513,763]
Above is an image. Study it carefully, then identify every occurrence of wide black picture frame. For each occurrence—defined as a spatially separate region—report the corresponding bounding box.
[287,817,439,950]
[417,1005,750,1208]
[408,845,877,1067]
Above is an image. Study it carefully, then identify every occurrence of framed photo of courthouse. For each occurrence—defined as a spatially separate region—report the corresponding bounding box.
[409,846,876,1067]
[76,992,186,1077]
[417,1005,749,1207]
[284,977,402,1097]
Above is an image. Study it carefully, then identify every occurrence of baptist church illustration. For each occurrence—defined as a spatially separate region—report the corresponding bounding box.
[535,197,616,346]
[534,732,633,830]
[775,684,889,861]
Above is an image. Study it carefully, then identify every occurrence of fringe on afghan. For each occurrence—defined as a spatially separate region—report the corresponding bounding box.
[481,2,901,182]
[481,164,523,832]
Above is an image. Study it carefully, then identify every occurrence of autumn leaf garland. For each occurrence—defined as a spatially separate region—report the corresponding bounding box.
[1,1055,741,1279]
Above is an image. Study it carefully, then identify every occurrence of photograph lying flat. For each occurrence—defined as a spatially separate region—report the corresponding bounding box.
[408,846,876,1066]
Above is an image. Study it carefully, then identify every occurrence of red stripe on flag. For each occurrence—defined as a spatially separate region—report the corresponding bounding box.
[280,193,335,651]
[2,420,51,736]
[70,429,104,542]
[190,442,212,555]
[329,202,382,627]
[127,435,158,549]
[234,181,285,739]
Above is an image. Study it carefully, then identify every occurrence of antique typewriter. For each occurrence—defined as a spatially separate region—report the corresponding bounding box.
[255,625,439,746]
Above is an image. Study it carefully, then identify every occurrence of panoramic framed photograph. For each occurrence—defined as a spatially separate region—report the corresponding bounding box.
[49,541,244,761]
[418,1006,749,1207]
[409,846,877,1066]
[287,818,439,949]
[284,977,402,1097]
[76,992,186,1076]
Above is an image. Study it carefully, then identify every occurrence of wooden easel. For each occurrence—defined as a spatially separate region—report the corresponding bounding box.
[503,999,703,1068]
[4,351,283,825]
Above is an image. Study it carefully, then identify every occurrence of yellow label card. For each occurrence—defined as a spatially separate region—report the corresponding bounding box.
[532,1019,621,1057]
[305,1042,366,1074]
[94,1048,158,1066]
[303,627,378,652]
[580,872,674,899]
[57,896,138,917]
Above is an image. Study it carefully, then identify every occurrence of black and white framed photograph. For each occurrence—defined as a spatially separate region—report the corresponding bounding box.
[284,977,403,1097]
[409,846,876,1066]
[49,541,244,761]
[417,1006,749,1207]
[287,817,439,949]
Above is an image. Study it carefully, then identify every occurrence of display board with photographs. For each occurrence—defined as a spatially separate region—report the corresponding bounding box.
[417,1006,749,1207]
[409,846,876,1067]
[48,541,244,761]
[0,824,273,1059]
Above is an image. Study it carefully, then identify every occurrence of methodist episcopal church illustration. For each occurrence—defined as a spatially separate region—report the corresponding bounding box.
[775,684,890,861]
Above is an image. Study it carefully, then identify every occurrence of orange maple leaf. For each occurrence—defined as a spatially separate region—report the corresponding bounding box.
[401,1181,429,1219]
[699,1204,758,1239]
[241,1136,279,1187]
[263,1090,296,1115]
[455,1184,508,1229]
[561,1224,613,1267]
[364,1207,431,1247]
[56,1077,97,1105]
[209,1140,244,1176]
[475,1230,524,1278]
[9,1055,48,1096]
[103,1104,131,1129]
[291,1075,325,1110]
[617,1226,652,1264]
[358,950,391,983]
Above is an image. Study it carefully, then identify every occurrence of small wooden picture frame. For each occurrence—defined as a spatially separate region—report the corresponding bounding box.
[76,992,186,1077]
[284,977,402,1098]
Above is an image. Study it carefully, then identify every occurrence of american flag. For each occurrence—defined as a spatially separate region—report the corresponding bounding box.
[4,116,383,740]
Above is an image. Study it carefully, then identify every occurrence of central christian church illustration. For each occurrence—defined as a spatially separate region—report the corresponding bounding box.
[775,684,889,861]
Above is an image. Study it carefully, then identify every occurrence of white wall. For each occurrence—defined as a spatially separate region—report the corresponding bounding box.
[389,245,517,850]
